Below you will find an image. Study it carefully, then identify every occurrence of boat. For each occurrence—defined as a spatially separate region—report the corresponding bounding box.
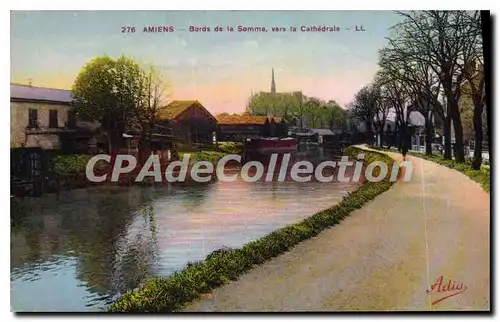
[245,137,297,152]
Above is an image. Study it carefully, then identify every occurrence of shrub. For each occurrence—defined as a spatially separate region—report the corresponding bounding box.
[217,142,244,155]
[178,151,227,164]
[108,147,398,312]
[52,154,92,176]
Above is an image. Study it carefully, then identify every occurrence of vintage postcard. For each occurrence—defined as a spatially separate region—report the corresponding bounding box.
[10,10,491,313]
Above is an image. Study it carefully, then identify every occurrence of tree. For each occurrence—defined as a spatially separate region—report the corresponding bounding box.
[72,55,145,152]
[326,100,348,132]
[303,96,324,128]
[391,11,481,162]
[459,12,485,169]
[349,85,380,145]
[133,66,171,163]
[376,69,412,152]
[378,46,443,156]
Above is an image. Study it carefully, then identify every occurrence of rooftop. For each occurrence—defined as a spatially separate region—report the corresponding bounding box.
[309,128,335,136]
[157,100,201,120]
[11,84,72,103]
[216,115,282,125]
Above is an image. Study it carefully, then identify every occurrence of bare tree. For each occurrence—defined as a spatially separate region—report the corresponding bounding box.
[376,69,412,154]
[389,11,480,162]
[349,85,380,145]
[370,82,390,147]
[458,11,485,169]
[133,66,171,163]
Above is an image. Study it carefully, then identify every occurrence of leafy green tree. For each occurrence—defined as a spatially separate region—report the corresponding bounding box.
[325,100,348,132]
[72,55,146,152]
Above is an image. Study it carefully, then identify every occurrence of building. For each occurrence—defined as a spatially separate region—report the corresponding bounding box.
[158,100,217,143]
[10,84,98,152]
[216,115,283,141]
[248,69,303,118]
[310,128,336,145]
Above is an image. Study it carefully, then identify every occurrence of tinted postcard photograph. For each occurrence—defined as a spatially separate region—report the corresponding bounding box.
[10,10,491,313]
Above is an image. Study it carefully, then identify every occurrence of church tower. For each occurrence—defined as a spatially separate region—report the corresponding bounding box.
[271,68,276,96]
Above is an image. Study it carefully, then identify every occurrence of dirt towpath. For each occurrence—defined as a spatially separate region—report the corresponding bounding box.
[183,146,490,311]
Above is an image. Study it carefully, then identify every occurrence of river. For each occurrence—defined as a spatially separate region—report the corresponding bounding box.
[11,148,363,312]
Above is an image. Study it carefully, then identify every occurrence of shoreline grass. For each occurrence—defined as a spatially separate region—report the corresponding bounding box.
[369,145,490,193]
[108,146,400,312]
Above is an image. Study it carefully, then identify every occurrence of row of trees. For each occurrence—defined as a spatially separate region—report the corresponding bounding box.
[246,92,348,131]
[72,55,170,156]
[349,11,488,169]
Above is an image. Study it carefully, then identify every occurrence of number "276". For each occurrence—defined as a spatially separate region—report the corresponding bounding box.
[121,26,136,33]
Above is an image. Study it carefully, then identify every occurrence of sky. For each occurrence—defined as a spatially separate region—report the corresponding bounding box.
[11,11,404,114]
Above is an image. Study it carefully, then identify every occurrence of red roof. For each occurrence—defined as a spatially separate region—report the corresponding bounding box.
[216,115,281,125]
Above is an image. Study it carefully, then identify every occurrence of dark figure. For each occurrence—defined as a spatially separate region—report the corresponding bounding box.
[401,132,411,161]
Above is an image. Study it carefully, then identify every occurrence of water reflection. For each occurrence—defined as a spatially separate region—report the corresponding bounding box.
[11,148,362,312]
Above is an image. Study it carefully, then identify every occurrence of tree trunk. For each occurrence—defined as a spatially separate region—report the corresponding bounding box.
[425,117,433,156]
[481,11,491,165]
[365,121,373,145]
[472,97,484,170]
[443,115,452,160]
[401,124,409,156]
[452,108,465,163]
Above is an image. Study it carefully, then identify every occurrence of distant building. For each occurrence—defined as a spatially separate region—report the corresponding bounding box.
[310,128,335,145]
[216,115,282,141]
[10,84,98,152]
[158,100,217,143]
[249,69,303,118]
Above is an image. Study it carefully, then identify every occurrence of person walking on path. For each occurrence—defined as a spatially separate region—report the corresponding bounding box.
[401,131,411,161]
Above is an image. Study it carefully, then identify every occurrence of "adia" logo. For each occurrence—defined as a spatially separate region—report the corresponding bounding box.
[426,275,468,305]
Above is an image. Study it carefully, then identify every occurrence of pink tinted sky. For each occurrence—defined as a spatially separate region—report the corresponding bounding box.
[11,11,404,114]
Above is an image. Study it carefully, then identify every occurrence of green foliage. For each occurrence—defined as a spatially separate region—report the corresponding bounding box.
[217,142,244,155]
[108,147,398,312]
[246,92,346,130]
[72,55,164,148]
[177,142,244,156]
[72,56,143,123]
[52,155,92,176]
[178,151,227,164]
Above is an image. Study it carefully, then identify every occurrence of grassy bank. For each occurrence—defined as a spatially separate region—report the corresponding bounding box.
[108,146,400,312]
[178,151,228,164]
[176,142,244,165]
[370,146,490,193]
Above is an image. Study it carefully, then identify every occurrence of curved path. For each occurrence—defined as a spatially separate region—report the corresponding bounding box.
[183,146,490,311]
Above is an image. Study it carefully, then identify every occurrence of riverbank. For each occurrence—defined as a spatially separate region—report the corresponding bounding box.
[108,147,401,312]
[369,146,490,193]
[180,146,489,311]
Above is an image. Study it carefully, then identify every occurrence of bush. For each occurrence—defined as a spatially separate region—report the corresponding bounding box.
[178,151,227,164]
[52,154,92,176]
[108,147,398,312]
[217,142,244,155]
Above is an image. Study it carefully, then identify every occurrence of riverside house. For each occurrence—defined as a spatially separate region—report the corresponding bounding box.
[158,100,218,144]
[10,84,98,153]
[216,115,282,141]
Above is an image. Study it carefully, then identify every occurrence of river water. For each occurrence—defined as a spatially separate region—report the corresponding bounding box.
[11,148,363,312]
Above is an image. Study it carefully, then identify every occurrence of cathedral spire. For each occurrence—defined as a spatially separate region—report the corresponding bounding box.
[271,68,276,96]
